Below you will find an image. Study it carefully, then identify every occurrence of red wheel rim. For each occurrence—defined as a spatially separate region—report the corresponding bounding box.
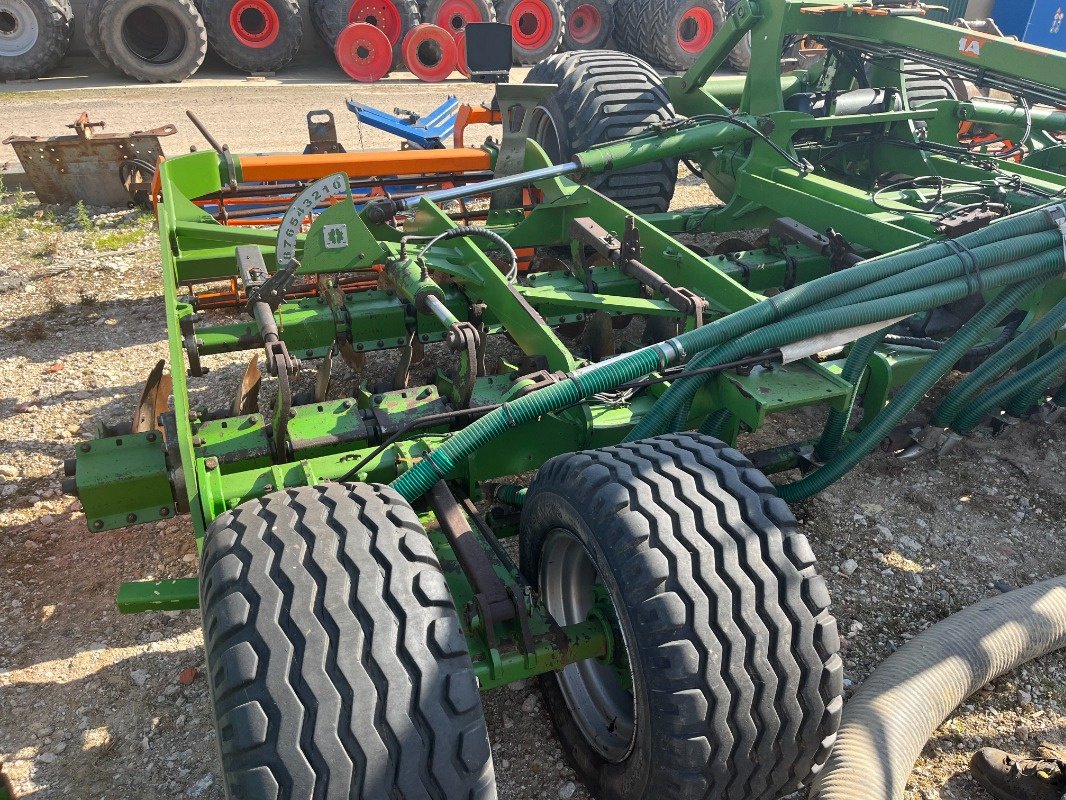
[433,0,485,35]
[508,0,553,51]
[402,23,458,81]
[568,3,602,45]
[348,0,403,44]
[335,22,393,81]
[676,6,714,54]
[455,29,471,76]
[228,0,281,48]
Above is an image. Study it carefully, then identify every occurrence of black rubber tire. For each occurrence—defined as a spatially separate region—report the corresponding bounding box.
[727,30,750,71]
[85,0,117,69]
[520,434,844,800]
[722,0,749,71]
[494,0,563,65]
[561,0,611,51]
[610,0,653,60]
[421,0,495,34]
[200,483,497,800]
[525,50,679,215]
[0,0,72,80]
[648,0,726,72]
[100,0,207,82]
[201,0,302,73]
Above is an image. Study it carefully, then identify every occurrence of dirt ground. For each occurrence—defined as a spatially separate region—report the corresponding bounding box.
[1,73,1065,800]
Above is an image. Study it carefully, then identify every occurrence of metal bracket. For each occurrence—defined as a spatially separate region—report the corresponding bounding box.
[490,83,557,209]
[303,110,347,154]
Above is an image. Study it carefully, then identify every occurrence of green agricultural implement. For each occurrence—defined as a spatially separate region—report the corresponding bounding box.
[65,2,1066,798]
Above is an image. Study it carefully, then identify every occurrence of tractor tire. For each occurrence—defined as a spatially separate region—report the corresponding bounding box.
[0,0,72,80]
[722,0,749,71]
[200,483,497,799]
[85,0,117,69]
[201,0,302,73]
[100,0,207,82]
[421,0,495,37]
[727,30,750,71]
[611,0,653,60]
[520,433,843,800]
[525,51,679,215]
[562,0,611,51]
[648,0,726,72]
[495,0,563,65]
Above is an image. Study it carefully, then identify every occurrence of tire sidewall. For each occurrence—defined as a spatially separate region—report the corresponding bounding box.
[99,0,205,81]
[521,487,656,797]
[202,0,301,71]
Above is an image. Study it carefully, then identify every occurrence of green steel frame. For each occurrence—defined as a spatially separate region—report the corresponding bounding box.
[67,0,1066,689]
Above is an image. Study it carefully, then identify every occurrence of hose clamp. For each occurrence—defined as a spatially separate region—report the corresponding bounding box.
[659,338,687,367]
[941,238,984,296]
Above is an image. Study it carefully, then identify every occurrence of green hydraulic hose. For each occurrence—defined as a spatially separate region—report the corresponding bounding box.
[776,278,1048,503]
[931,296,1066,426]
[1054,382,1066,406]
[627,250,1066,442]
[801,231,1063,315]
[698,408,733,438]
[1005,366,1066,417]
[390,207,1063,503]
[815,328,893,461]
[953,341,1066,433]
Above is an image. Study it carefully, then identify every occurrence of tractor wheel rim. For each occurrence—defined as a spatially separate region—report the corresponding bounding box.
[677,6,714,54]
[402,23,457,82]
[0,0,39,57]
[348,0,403,44]
[539,528,636,763]
[434,0,484,34]
[335,22,392,81]
[509,0,552,51]
[454,28,470,75]
[568,3,602,44]
[229,0,281,48]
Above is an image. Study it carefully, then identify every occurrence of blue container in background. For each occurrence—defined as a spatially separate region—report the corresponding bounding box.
[993,0,1066,51]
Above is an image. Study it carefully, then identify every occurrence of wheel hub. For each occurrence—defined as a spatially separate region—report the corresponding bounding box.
[677,6,715,54]
[509,0,552,50]
[229,0,281,48]
[539,527,635,763]
[0,0,38,57]
[568,3,602,44]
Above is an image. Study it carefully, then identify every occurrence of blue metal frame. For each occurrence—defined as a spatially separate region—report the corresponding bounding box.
[346,96,462,149]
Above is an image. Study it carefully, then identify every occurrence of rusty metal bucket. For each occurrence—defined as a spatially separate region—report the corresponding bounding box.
[3,113,177,206]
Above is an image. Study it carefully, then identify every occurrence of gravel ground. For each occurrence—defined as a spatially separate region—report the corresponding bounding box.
[1,88,1065,800]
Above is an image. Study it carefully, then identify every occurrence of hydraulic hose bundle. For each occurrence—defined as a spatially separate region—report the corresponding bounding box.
[391,204,1066,504]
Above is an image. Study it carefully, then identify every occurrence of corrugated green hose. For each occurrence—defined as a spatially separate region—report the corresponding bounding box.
[776,279,1047,502]
[1004,367,1066,417]
[952,341,1066,433]
[628,250,1065,442]
[932,296,1066,426]
[815,328,893,462]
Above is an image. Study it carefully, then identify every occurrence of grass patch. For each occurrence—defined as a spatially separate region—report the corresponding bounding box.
[91,227,149,251]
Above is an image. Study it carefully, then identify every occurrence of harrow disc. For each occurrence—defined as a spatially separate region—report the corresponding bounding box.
[401,22,457,81]
[335,20,392,81]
